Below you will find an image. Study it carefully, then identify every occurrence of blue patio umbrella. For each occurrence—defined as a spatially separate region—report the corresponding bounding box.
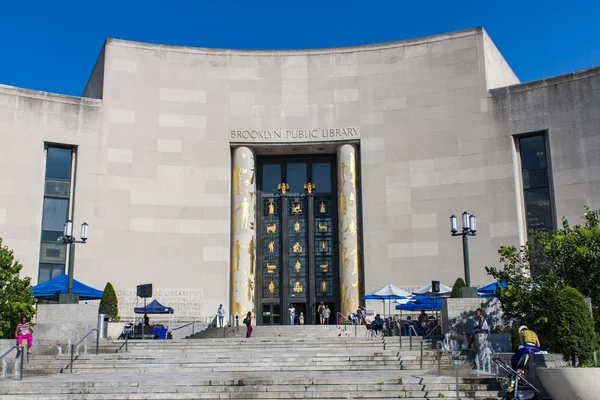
[363,283,411,318]
[32,274,103,300]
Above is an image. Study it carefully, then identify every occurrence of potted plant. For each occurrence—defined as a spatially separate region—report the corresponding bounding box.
[99,282,125,339]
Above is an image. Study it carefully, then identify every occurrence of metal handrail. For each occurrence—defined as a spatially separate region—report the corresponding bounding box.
[60,328,99,374]
[0,345,19,361]
[115,334,129,353]
[172,319,196,331]
[335,312,357,337]
[437,341,460,399]
[0,345,25,380]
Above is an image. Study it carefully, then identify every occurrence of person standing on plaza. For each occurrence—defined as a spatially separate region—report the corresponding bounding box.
[318,302,325,325]
[289,304,295,325]
[299,312,305,325]
[217,304,226,328]
[15,316,33,355]
[243,311,253,338]
[324,305,331,325]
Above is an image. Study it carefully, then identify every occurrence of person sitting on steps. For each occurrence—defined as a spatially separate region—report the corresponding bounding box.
[464,308,489,350]
[15,316,33,355]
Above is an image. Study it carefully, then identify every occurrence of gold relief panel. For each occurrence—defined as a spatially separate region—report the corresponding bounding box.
[293,281,303,293]
[292,242,303,253]
[267,263,277,273]
[319,202,326,213]
[291,202,302,214]
[266,223,277,233]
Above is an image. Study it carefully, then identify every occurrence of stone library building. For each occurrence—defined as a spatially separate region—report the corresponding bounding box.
[0,27,598,324]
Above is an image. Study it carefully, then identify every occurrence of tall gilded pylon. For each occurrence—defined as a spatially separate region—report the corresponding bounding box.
[230,146,256,319]
[337,144,361,316]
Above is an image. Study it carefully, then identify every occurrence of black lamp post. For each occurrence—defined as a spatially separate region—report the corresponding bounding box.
[450,212,477,288]
[58,220,89,304]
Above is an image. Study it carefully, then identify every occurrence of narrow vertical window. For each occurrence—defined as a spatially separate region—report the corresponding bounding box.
[38,146,75,284]
[518,134,554,232]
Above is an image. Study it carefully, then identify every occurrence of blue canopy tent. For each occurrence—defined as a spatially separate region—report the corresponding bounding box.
[395,295,442,311]
[134,299,174,314]
[32,274,103,300]
[478,281,507,298]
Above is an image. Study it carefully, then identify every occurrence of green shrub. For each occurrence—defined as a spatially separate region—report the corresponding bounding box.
[99,282,120,322]
[450,278,466,298]
[0,238,37,338]
[551,287,597,366]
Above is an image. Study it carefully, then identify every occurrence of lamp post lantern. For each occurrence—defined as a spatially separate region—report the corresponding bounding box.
[58,220,89,304]
[450,212,477,288]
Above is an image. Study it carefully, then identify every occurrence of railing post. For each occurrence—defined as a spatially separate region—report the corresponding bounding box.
[70,344,74,373]
[437,346,441,375]
[420,340,423,370]
[18,346,24,381]
[455,368,460,399]
[125,337,128,353]
[409,331,413,351]
[399,328,402,349]
[95,328,99,355]
[192,319,195,335]
[354,324,357,337]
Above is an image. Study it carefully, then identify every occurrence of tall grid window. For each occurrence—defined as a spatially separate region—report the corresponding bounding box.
[518,134,554,232]
[38,146,74,283]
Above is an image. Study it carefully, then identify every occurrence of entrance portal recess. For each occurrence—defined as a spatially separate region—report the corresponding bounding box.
[256,156,339,325]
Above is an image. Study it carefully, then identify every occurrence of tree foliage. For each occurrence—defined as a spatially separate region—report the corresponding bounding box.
[99,282,120,322]
[552,287,597,366]
[450,278,466,298]
[0,238,36,338]
[486,207,600,363]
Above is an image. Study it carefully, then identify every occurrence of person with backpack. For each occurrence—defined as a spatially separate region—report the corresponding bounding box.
[318,302,325,325]
[243,311,253,338]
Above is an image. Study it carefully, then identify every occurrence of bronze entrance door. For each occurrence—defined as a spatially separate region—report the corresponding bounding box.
[256,156,338,325]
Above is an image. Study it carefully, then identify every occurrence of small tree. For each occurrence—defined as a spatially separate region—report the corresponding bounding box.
[450,278,466,298]
[552,287,597,366]
[99,282,120,322]
[0,238,36,338]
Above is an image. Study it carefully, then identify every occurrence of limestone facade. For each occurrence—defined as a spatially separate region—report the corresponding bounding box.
[0,27,598,319]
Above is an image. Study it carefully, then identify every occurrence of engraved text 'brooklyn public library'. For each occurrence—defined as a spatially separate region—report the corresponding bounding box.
[230,127,360,143]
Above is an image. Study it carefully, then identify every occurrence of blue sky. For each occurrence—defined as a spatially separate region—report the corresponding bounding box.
[1,0,599,97]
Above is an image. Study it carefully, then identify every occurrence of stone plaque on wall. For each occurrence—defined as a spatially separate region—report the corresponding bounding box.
[117,288,204,318]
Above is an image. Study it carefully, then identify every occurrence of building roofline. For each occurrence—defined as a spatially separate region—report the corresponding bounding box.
[105,27,484,56]
[0,84,102,106]
[490,65,600,95]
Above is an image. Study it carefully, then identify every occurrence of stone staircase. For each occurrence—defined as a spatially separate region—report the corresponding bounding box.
[0,326,503,399]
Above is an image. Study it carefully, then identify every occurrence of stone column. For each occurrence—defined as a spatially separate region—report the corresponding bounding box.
[230,146,256,319]
[337,144,360,316]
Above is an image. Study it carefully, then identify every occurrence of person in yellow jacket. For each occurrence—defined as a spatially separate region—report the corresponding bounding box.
[511,325,540,371]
